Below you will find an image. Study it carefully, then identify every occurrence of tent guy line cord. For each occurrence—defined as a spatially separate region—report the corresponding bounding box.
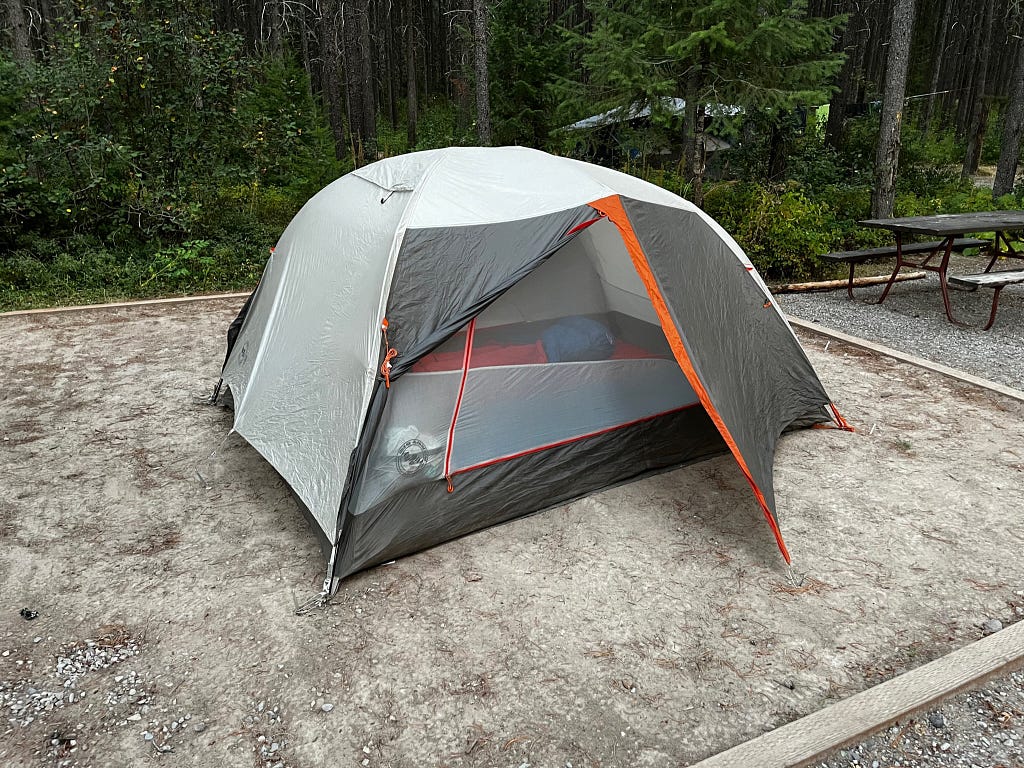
[193,428,236,488]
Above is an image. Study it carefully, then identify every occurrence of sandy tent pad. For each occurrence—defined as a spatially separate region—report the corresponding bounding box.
[1,298,1022,767]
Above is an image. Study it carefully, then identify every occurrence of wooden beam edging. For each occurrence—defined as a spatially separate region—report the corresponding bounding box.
[689,620,1024,768]
[0,290,253,318]
[787,316,1024,404]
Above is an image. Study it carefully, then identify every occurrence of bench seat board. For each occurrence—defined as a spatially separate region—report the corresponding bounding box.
[821,238,989,263]
[948,270,1024,288]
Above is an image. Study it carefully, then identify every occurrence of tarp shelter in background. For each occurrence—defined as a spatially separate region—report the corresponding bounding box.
[561,98,737,167]
[217,147,848,589]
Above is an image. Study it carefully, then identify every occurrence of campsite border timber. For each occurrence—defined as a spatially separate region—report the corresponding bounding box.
[689,619,1024,768]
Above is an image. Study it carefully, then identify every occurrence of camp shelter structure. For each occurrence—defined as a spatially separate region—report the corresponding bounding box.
[217,146,848,591]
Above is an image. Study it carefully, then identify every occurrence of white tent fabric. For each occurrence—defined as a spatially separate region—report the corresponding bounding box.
[222,173,413,539]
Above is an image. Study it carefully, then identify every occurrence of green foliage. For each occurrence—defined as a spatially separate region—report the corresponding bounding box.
[412,98,476,150]
[702,182,835,280]
[235,60,344,196]
[0,1,339,310]
[0,1,333,247]
[980,108,1003,166]
[0,231,271,310]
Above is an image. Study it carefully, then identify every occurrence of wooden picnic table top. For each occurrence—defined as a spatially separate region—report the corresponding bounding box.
[859,210,1024,236]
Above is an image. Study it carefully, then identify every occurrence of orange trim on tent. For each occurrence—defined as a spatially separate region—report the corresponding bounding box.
[589,194,792,565]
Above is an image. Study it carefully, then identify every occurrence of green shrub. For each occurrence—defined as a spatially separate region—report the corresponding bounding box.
[702,182,836,280]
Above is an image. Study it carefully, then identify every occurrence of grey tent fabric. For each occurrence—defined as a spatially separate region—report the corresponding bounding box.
[335,404,727,578]
[617,197,834,525]
[385,207,597,375]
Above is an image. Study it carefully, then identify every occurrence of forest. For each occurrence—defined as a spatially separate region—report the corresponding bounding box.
[2,0,1023,309]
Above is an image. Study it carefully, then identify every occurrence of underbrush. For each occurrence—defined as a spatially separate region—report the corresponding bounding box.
[0,176,307,311]
[0,232,273,311]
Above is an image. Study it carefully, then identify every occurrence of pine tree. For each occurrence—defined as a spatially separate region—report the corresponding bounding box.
[564,0,843,205]
[488,0,569,147]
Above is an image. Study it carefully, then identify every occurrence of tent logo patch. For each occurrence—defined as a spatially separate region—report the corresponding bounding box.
[396,438,431,476]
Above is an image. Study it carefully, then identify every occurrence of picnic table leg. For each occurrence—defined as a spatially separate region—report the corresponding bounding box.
[875,233,905,305]
[846,262,856,299]
[984,231,1003,272]
[984,231,1019,272]
[982,285,1005,330]
[936,237,961,324]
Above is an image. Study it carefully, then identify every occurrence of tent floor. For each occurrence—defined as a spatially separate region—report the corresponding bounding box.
[1,296,1022,767]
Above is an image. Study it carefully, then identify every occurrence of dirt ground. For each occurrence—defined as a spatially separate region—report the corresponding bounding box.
[1,298,1023,768]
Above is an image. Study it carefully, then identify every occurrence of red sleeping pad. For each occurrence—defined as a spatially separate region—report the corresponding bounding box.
[411,338,665,373]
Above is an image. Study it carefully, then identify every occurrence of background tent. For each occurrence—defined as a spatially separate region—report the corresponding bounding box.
[217,147,848,590]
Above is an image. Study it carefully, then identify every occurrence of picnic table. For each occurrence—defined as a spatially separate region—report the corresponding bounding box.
[858,210,1024,328]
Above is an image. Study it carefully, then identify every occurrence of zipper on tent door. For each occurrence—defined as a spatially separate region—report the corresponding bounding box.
[444,319,476,492]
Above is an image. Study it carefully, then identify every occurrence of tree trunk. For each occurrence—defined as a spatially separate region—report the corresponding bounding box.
[825,4,867,151]
[956,3,985,137]
[962,0,996,178]
[871,0,916,219]
[406,0,418,148]
[767,121,788,181]
[920,0,954,136]
[6,0,32,62]
[682,66,706,207]
[994,38,1024,196]
[472,0,492,145]
[342,0,364,164]
[385,3,398,129]
[319,0,347,159]
[358,3,377,158]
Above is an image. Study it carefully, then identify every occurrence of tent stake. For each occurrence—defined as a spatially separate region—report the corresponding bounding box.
[786,564,804,587]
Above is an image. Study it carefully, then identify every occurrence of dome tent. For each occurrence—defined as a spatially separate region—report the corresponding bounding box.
[217,147,849,592]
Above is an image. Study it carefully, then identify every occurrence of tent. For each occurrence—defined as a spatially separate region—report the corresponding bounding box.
[216,147,849,591]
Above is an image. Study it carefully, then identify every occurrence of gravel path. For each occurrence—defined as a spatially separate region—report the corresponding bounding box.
[777,266,1024,768]
[776,256,1024,391]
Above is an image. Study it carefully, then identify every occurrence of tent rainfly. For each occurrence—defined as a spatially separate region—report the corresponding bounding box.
[216,147,850,593]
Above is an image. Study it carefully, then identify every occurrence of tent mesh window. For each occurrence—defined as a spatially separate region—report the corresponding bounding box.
[351,218,701,514]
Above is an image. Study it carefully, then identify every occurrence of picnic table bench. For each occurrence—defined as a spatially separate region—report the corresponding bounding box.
[820,238,989,299]
[947,270,1024,329]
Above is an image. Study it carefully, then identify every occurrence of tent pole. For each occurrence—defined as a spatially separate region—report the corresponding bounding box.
[207,378,224,405]
[323,542,341,596]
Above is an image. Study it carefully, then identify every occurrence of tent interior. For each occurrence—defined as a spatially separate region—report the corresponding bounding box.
[352,217,715,514]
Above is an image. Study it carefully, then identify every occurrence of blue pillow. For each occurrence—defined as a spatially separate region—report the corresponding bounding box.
[541,316,614,363]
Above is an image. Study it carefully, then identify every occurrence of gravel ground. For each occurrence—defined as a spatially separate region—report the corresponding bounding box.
[776,254,1024,391]
[777,265,1024,768]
